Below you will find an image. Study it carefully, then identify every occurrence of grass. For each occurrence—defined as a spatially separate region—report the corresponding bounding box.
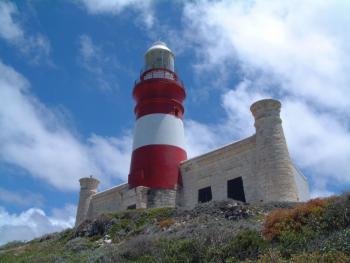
[109,207,175,242]
[1,195,349,262]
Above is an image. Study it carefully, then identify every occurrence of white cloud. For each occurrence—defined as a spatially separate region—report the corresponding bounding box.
[0,0,24,42]
[184,120,220,158]
[0,204,76,245]
[184,81,266,158]
[23,34,51,64]
[183,0,350,110]
[0,60,132,191]
[180,0,350,196]
[78,0,155,28]
[88,134,132,183]
[221,81,266,138]
[78,34,120,92]
[310,189,335,199]
[0,188,44,207]
[79,34,96,59]
[0,1,51,63]
[282,99,350,188]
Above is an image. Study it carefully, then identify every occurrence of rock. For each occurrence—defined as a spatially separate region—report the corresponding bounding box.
[75,214,114,237]
[104,239,112,244]
[75,219,93,237]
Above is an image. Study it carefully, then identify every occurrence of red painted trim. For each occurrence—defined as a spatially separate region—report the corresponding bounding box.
[134,98,184,119]
[128,145,187,189]
[133,78,185,102]
[133,78,186,120]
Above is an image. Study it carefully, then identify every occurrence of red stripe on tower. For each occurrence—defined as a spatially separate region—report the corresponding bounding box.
[128,41,187,189]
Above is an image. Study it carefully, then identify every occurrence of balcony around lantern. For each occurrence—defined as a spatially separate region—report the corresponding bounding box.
[134,68,184,87]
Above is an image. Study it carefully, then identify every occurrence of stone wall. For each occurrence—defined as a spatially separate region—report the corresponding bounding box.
[178,136,257,209]
[78,184,177,223]
[292,165,310,202]
[178,99,310,208]
[87,184,149,219]
[147,189,177,208]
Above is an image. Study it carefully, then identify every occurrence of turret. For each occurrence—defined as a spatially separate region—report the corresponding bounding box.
[250,99,298,202]
[75,176,100,226]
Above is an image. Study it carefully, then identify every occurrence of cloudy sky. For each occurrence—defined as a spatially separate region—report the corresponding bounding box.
[0,0,349,245]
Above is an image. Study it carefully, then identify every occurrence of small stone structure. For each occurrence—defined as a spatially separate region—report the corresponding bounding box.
[76,99,309,226]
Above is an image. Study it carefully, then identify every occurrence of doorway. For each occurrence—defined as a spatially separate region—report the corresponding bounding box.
[227,177,246,202]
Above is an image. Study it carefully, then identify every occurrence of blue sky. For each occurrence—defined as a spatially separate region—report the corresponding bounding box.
[1,0,350,244]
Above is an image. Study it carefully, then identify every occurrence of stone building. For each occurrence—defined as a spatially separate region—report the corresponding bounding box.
[75,42,309,226]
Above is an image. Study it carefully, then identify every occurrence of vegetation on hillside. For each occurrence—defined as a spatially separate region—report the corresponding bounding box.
[0,193,349,262]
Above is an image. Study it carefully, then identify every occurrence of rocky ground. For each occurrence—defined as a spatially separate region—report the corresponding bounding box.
[0,195,349,262]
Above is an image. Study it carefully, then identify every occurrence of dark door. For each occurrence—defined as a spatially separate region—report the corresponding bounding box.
[198,186,212,203]
[227,177,246,202]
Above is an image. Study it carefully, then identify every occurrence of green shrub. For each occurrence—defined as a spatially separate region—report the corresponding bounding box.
[221,229,267,261]
[242,250,350,263]
[289,250,350,263]
[264,196,350,244]
[64,237,96,252]
[119,237,203,263]
[154,238,202,263]
[262,196,350,259]
[320,197,350,232]
[130,255,157,263]
[109,207,175,243]
[311,228,350,254]
[263,198,328,241]
[58,228,75,242]
[276,230,311,258]
[147,207,175,220]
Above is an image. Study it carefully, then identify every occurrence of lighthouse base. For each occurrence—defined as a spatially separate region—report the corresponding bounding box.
[147,188,177,208]
[129,145,187,189]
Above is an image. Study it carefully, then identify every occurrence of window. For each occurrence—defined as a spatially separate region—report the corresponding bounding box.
[227,177,246,202]
[198,186,212,203]
[127,204,136,210]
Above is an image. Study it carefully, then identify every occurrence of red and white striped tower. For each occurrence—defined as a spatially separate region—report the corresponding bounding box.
[128,41,187,189]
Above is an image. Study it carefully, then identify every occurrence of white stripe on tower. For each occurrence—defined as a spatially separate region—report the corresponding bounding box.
[132,113,185,150]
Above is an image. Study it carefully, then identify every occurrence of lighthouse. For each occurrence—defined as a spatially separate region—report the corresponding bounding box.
[75,42,309,225]
[128,41,187,190]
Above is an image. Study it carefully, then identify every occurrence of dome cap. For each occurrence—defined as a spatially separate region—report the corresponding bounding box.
[146,41,172,54]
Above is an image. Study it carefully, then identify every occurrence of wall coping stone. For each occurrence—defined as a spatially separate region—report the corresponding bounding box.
[180,135,256,167]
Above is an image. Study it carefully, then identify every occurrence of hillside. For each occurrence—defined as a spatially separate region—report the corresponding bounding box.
[0,193,349,263]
